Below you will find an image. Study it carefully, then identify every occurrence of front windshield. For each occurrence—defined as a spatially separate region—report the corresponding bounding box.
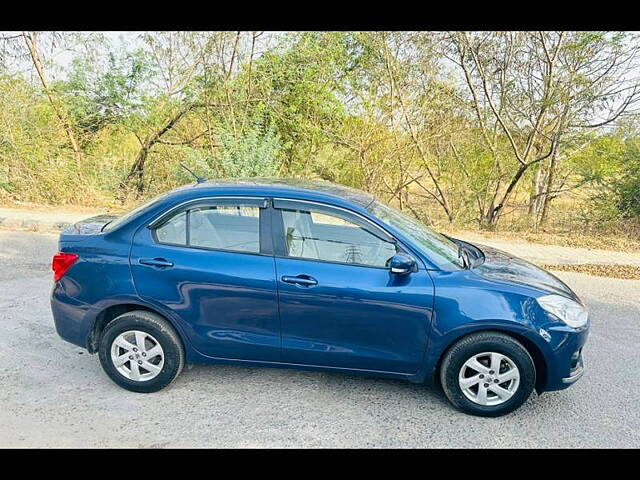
[367,201,464,270]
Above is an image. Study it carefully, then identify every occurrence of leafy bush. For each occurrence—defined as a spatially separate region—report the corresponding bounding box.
[217,118,282,178]
[615,141,640,218]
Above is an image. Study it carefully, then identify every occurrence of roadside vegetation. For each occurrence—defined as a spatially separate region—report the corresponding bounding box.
[540,263,640,280]
[1,31,640,249]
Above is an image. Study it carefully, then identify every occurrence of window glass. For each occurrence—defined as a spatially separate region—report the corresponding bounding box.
[190,206,260,253]
[367,200,464,270]
[102,192,166,232]
[155,211,187,245]
[281,208,396,267]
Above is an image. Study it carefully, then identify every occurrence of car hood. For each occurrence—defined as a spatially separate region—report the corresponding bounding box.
[470,243,580,302]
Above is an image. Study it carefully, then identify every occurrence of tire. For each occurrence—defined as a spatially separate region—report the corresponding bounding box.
[440,331,535,417]
[98,310,185,393]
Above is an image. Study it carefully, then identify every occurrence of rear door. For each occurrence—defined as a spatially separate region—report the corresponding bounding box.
[272,199,434,374]
[130,197,281,362]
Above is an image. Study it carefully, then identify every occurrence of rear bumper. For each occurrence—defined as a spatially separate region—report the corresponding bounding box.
[51,283,92,349]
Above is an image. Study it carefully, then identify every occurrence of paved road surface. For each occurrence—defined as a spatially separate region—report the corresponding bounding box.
[1,231,638,448]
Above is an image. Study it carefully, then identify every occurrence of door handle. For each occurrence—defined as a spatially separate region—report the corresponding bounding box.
[281,275,318,287]
[139,258,174,268]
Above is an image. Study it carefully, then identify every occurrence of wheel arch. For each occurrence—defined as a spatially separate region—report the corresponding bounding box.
[432,327,549,394]
[87,302,184,354]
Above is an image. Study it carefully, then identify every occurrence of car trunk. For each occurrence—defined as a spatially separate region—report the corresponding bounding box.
[60,214,119,243]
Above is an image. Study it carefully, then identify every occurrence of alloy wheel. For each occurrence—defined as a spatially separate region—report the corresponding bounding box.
[458,352,520,406]
[110,330,165,382]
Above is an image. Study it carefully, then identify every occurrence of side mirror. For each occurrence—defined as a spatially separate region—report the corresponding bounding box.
[388,253,417,275]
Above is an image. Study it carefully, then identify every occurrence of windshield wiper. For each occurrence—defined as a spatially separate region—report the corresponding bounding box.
[457,243,470,269]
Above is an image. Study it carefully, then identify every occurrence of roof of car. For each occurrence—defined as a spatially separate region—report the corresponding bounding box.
[189,177,376,208]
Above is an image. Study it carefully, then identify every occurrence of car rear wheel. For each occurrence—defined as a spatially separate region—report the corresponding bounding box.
[98,310,184,393]
[440,332,536,417]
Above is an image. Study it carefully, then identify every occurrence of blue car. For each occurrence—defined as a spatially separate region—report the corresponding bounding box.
[51,178,589,416]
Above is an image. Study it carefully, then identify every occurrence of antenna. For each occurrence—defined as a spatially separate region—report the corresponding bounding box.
[179,163,206,184]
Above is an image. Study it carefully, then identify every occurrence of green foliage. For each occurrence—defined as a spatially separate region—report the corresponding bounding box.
[615,140,640,217]
[570,134,626,184]
[568,134,640,221]
[251,32,350,171]
[217,118,282,178]
[55,49,151,134]
[1,30,640,240]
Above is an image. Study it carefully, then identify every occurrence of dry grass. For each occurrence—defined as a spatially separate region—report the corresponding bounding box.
[1,200,126,215]
[540,263,640,280]
[441,227,640,253]
[420,192,640,253]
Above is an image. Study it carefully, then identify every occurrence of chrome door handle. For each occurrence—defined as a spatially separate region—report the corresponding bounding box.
[139,258,174,268]
[281,275,318,287]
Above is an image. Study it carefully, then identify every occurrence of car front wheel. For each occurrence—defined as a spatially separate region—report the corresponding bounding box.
[440,332,536,417]
[98,310,185,393]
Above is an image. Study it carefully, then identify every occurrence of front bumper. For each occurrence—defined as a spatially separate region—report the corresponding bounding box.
[540,323,589,391]
[562,347,585,384]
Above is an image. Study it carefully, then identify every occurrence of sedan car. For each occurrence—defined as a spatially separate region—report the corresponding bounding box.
[51,178,589,416]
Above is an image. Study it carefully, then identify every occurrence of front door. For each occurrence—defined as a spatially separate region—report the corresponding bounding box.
[272,199,434,374]
[130,197,281,362]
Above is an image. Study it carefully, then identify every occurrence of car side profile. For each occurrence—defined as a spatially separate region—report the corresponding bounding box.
[51,178,589,417]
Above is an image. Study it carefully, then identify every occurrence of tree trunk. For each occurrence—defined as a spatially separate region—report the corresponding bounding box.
[124,147,150,196]
[23,32,83,173]
[484,162,530,226]
[122,105,196,197]
[538,149,559,226]
[528,162,545,216]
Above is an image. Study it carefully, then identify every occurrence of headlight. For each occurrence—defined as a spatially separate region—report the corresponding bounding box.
[537,294,588,328]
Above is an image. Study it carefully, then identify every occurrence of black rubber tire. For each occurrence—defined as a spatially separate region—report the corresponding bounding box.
[98,310,185,393]
[440,331,536,417]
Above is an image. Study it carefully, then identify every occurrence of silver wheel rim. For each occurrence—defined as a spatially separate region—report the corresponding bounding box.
[110,330,164,382]
[458,352,520,406]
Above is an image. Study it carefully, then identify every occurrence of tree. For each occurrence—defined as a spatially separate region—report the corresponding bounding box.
[446,31,640,227]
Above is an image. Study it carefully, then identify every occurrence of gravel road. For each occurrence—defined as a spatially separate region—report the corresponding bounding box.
[1,230,639,448]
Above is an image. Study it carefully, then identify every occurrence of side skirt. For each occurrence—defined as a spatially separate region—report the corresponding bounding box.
[186,352,419,382]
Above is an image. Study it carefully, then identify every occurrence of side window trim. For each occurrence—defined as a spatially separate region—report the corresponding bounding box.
[150,196,271,255]
[259,201,274,255]
[270,202,287,257]
[185,209,191,246]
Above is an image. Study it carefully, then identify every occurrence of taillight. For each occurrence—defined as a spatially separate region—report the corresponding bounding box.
[52,252,79,281]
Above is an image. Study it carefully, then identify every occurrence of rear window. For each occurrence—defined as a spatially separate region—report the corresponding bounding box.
[155,211,187,244]
[154,205,261,254]
[102,194,166,232]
